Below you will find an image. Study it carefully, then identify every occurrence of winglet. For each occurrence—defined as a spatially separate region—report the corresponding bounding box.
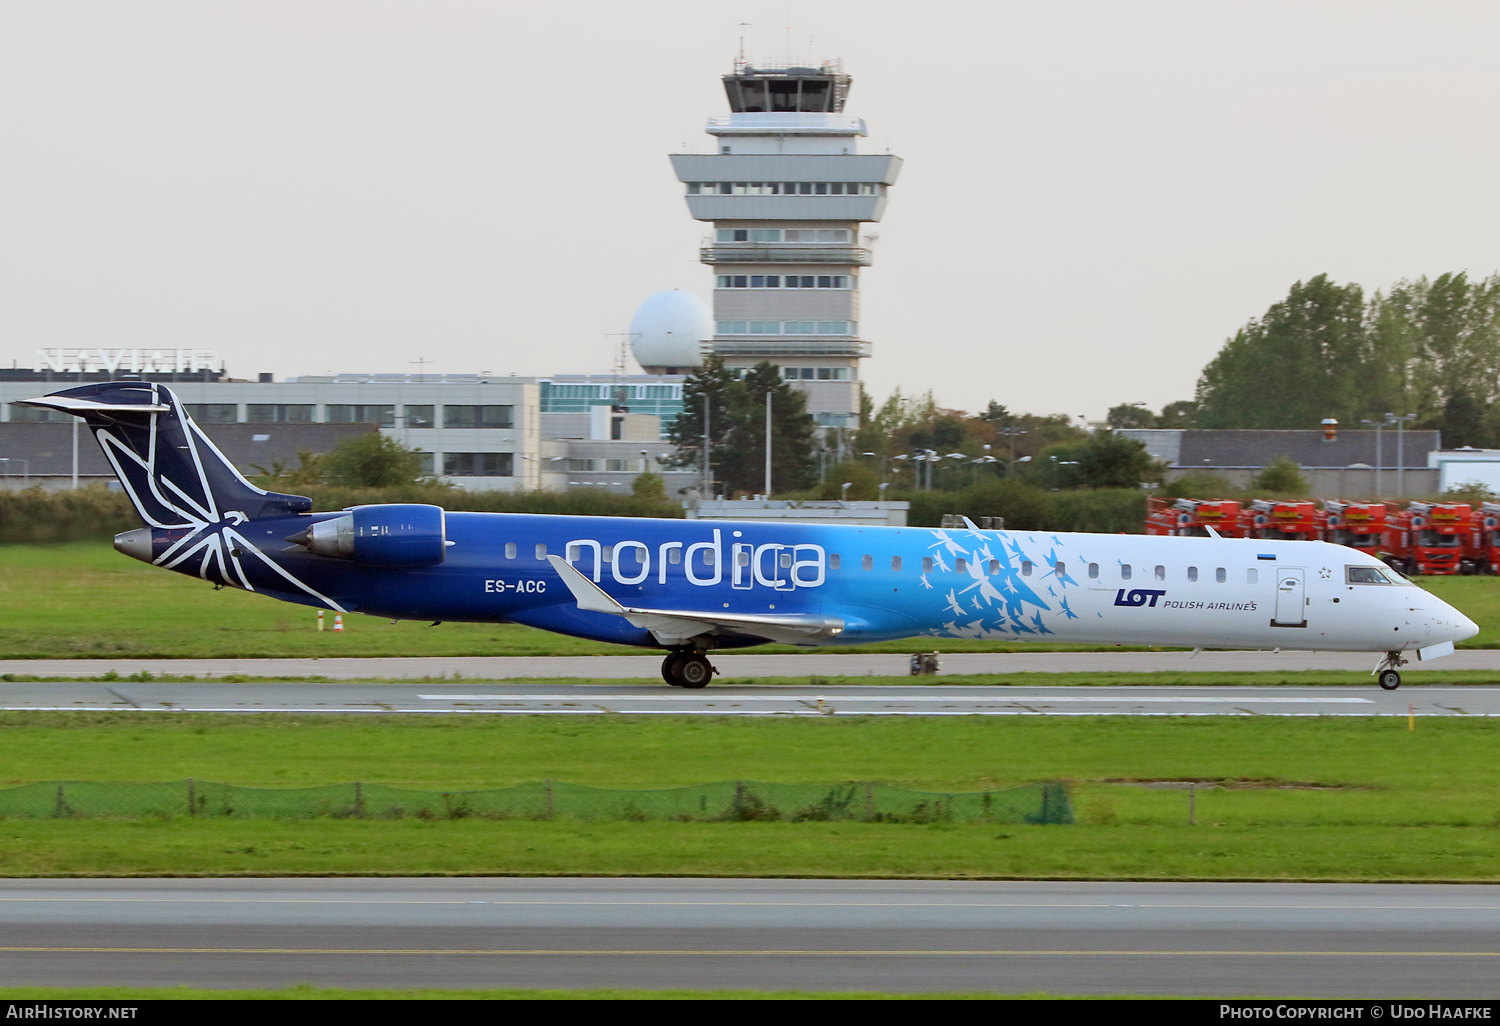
[546,554,625,614]
[1203,524,1222,539]
[960,516,981,532]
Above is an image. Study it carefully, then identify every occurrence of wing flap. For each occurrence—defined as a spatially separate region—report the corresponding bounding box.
[546,554,845,646]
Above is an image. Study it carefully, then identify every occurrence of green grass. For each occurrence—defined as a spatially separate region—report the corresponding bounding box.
[1,714,1497,880]
[4,542,1500,658]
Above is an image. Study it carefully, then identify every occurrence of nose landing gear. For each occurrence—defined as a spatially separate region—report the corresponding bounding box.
[1374,650,1408,690]
[661,651,717,689]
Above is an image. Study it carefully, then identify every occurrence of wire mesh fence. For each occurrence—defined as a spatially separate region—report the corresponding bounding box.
[0,779,1073,824]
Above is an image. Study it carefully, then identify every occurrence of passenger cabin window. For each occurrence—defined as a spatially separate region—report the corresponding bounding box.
[669,548,682,564]
[1056,561,1066,576]
[535,543,547,559]
[922,557,933,573]
[1247,568,1258,584]
[1154,565,1165,581]
[700,549,716,566]
[780,552,793,568]
[862,555,874,571]
[504,543,516,559]
[1187,566,1198,582]
[1215,567,1227,583]
[1120,565,1132,581]
[736,550,750,566]
[602,546,614,561]
[1088,563,1099,579]
[1022,561,1033,576]
[989,559,1000,574]
[955,557,967,573]
[891,556,903,572]
[830,554,841,570]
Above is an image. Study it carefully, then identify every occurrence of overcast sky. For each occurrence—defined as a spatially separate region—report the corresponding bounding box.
[3,1,1499,420]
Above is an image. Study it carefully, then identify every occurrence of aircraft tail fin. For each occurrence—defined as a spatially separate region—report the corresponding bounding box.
[14,381,312,528]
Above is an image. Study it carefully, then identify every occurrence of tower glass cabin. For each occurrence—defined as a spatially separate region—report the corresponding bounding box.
[670,61,902,429]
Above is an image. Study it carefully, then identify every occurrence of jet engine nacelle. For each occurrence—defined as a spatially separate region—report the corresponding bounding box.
[292,504,448,567]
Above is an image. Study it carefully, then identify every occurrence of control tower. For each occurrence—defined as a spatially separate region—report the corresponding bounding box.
[669,60,902,429]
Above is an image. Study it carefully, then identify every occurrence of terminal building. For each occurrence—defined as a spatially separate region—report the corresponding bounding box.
[0,351,699,494]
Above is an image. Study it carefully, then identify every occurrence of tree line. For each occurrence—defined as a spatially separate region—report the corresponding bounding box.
[1108,271,1500,447]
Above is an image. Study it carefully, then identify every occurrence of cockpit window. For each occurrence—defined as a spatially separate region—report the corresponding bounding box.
[1347,565,1415,586]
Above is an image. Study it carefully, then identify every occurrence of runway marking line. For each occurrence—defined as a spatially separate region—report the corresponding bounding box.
[2,947,1498,958]
[417,695,1378,704]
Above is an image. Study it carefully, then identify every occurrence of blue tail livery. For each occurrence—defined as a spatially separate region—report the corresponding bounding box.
[18,382,1479,689]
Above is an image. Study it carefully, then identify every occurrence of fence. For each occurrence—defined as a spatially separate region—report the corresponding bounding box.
[0,779,1073,824]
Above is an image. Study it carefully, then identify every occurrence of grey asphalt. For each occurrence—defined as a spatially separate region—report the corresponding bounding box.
[1,681,1495,716]
[0,878,1495,996]
[2,649,1500,680]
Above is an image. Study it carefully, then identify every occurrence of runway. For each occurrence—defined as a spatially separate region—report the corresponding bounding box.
[1,648,1500,680]
[0,878,1495,996]
[3,681,1498,716]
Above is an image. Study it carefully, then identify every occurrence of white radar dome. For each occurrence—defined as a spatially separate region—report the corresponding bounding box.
[629,290,710,373]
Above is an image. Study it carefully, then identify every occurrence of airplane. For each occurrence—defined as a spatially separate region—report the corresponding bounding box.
[17,381,1480,690]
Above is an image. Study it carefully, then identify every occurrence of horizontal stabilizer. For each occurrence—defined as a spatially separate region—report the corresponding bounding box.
[546,554,845,647]
[15,394,169,415]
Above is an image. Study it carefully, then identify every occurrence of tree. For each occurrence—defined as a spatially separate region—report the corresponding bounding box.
[631,470,667,501]
[1195,274,1373,429]
[251,432,426,489]
[1106,403,1155,429]
[664,357,818,495]
[319,432,427,487]
[1156,400,1198,428]
[1027,431,1154,490]
[1250,456,1308,495]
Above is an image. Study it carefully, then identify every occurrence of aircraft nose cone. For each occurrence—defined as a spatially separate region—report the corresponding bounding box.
[1455,612,1480,642]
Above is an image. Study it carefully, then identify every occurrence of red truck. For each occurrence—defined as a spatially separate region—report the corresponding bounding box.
[1242,499,1323,541]
[1323,501,1392,561]
[1388,502,1474,575]
[1145,497,1246,538]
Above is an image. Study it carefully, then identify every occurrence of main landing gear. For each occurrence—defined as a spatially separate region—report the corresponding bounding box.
[1375,650,1408,691]
[662,651,717,689]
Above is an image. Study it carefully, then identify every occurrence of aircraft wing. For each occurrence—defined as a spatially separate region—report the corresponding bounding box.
[546,555,846,646]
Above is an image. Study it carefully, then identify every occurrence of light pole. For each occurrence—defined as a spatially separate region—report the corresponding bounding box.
[840,481,852,502]
[1005,455,1032,477]
[1361,418,1384,497]
[1387,413,1417,497]
[763,390,772,498]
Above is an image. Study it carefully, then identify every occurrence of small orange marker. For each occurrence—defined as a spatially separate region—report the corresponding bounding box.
[334,614,344,632]
[1408,702,1414,731]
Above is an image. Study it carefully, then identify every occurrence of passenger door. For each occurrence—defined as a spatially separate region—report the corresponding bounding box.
[1271,568,1307,628]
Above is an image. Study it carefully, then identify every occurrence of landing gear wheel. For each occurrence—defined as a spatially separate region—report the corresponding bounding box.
[661,652,686,687]
[673,654,715,689]
[1378,669,1402,691]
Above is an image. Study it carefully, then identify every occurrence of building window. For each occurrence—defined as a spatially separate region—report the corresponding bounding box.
[185,404,237,423]
[416,452,434,475]
[325,404,395,427]
[404,405,435,429]
[784,228,852,243]
[246,404,314,423]
[716,275,848,289]
[443,405,514,429]
[695,182,876,197]
[718,321,853,336]
[565,458,597,472]
[443,452,513,477]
